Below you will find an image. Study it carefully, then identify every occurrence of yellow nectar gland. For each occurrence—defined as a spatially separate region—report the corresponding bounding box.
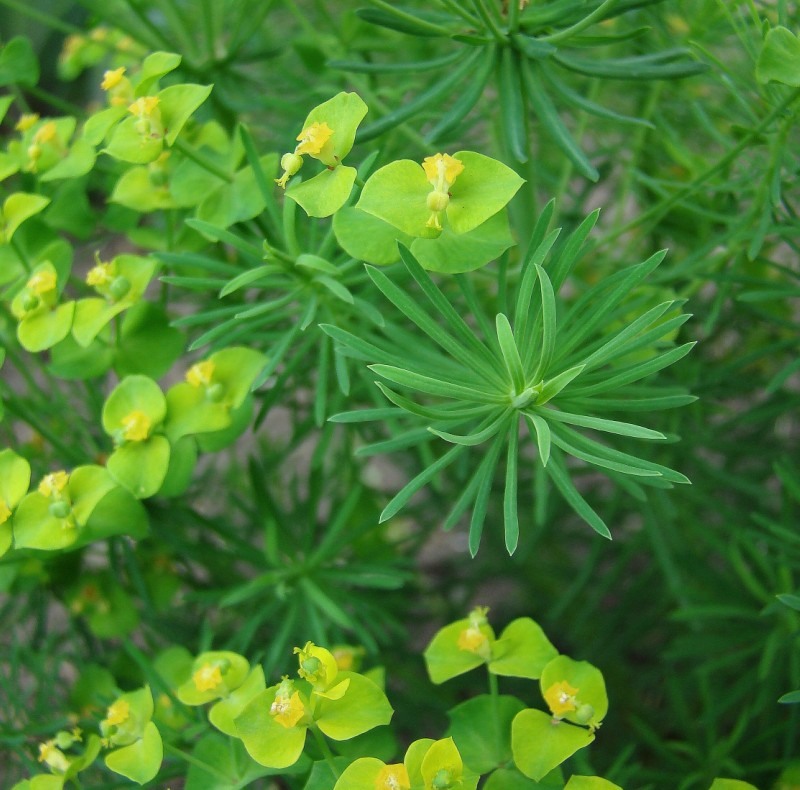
[15,113,39,132]
[33,121,58,146]
[86,262,113,287]
[39,470,69,498]
[128,96,160,120]
[121,410,152,442]
[544,680,580,717]
[193,662,223,692]
[186,360,216,388]
[270,681,305,729]
[457,625,488,654]
[295,122,333,156]
[101,67,126,91]
[375,764,411,790]
[0,500,11,524]
[105,699,130,727]
[27,270,57,296]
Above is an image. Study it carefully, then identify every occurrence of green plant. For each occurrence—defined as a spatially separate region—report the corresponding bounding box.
[0,1,798,788]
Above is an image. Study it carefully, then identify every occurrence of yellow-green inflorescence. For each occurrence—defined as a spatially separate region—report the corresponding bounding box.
[422,152,464,231]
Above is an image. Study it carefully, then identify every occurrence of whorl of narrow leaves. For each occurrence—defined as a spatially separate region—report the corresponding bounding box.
[327,203,695,554]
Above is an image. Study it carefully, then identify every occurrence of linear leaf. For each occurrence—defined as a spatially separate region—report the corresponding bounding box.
[504,425,520,555]
[550,430,662,478]
[523,61,599,181]
[219,264,281,297]
[357,427,435,456]
[530,264,556,377]
[320,324,413,368]
[537,364,586,403]
[430,409,512,446]
[499,46,529,162]
[368,264,504,384]
[469,431,507,557]
[315,274,354,304]
[380,445,464,522]
[546,451,612,539]
[559,393,697,412]
[524,413,551,466]
[555,49,707,80]
[515,227,561,354]
[358,49,482,142]
[566,343,696,396]
[577,300,677,369]
[329,49,463,73]
[184,218,263,259]
[576,313,692,374]
[376,382,494,422]
[542,66,654,127]
[328,407,403,423]
[558,250,667,359]
[548,208,599,292]
[495,314,525,393]
[534,407,666,440]
[551,423,690,484]
[398,245,506,379]
[369,364,504,404]
[426,46,496,142]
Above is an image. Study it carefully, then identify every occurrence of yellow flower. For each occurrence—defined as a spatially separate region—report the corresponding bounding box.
[15,113,39,132]
[121,410,152,442]
[186,360,215,387]
[33,121,58,145]
[295,122,333,156]
[38,740,70,772]
[270,678,306,728]
[104,699,131,726]
[101,67,126,91]
[38,471,69,498]
[128,96,160,118]
[193,662,223,692]
[375,764,411,790]
[422,153,463,230]
[27,270,57,296]
[0,500,11,525]
[332,644,364,672]
[457,626,488,654]
[60,34,84,61]
[86,262,113,287]
[544,680,579,717]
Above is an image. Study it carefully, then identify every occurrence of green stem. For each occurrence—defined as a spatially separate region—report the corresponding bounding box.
[488,666,499,698]
[311,725,341,778]
[172,138,233,183]
[163,743,235,783]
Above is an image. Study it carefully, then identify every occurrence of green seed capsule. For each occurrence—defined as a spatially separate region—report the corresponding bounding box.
[109,276,131,300]
[49,501,71,519]
[575,703,595,725]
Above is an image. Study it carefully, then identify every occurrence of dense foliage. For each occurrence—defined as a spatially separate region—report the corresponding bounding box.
[0,1,798,788]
